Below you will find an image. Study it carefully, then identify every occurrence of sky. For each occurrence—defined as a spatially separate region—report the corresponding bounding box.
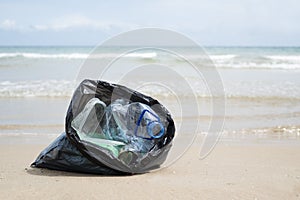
[0,0,299,46]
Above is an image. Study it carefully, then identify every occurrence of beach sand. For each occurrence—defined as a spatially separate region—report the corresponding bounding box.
[0,136,299,200]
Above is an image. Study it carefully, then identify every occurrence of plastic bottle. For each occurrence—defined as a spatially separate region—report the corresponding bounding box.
[71,98,126,157]
[71,98,106,138]
[126,102,165,140]
[106,100,165,153]
[72,98,165,163]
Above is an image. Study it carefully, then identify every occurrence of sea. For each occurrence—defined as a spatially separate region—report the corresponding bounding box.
[0,46,299,144]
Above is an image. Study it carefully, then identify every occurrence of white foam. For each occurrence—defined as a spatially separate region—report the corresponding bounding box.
[0,53,89,59]
[124,52,157,59]
[214,62,300,70]
[266,55,300,62]
[0,80,75,97]
[210,54,237,60]
[209,54,300,70]
[0,52,158,59]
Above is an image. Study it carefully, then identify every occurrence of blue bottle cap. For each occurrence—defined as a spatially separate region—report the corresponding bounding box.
[147,121,165,139]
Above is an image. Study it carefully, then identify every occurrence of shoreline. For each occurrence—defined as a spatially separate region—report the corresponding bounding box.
[0,125,299,145]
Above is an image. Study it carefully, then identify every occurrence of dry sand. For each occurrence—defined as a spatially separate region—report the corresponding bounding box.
[0,136,300,200]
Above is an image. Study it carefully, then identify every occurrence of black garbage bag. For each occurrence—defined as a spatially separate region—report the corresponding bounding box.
[31,79,175,175]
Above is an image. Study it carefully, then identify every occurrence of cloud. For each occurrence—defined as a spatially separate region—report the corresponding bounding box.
[0,19,17,30]
[30,15,138,32]
[0,15,138,33]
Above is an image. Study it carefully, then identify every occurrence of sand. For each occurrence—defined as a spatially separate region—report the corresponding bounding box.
[0,136,300,200]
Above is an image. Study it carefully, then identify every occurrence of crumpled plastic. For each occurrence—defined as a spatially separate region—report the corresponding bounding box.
[31,79,175,175]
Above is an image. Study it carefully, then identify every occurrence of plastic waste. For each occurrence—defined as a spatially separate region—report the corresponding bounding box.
[71,98,106,138]
[31,79,175,174]
[71,97,165,164]
[126,102,165,140]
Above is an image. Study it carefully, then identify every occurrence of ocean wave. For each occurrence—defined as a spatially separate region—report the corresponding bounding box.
[209,54,300,70]
[0,53,89,59]
[0,52,157,59]
[1,51,300,70]
[213,63,300,70]
[209,54,237,60]
[123,52,157,59]
[172,54,300,70]
[1,80,300,99]
[0,80,75,97]
[265,55,300,62]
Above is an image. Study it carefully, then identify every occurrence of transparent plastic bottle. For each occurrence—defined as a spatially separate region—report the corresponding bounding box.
[71,98,106,138]
[107,100,165,153]
[72,98,165,164]
[71,98,126,158]
[105,100,165,165]
[126,102,165,140]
